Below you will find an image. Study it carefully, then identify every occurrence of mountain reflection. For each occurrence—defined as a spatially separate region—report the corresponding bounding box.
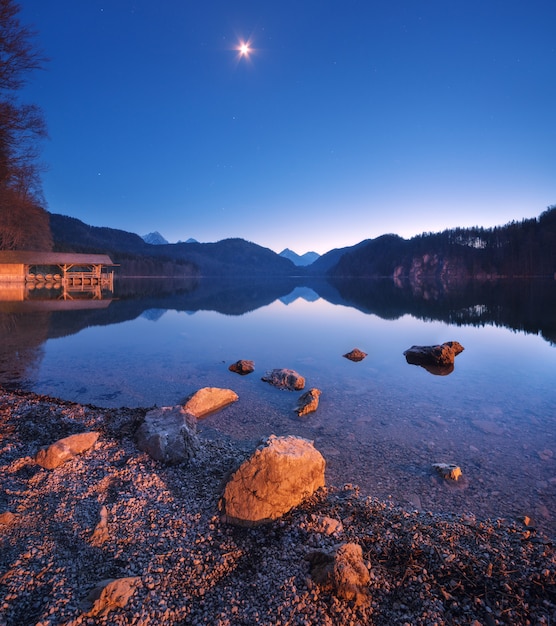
[0,277,555,392]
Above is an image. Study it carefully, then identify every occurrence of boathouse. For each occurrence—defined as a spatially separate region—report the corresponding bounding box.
[0,251,117,288]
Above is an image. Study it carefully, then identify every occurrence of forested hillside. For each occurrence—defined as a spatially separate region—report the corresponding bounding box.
[330,206,556,280]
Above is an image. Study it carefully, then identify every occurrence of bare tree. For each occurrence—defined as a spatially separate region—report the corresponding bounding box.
[0,0,51,250]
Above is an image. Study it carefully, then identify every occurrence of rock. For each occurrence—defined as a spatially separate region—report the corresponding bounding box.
[311,514,344,536]
[135,406,199,464]
[183,387,239,418]
[404,341,464,367]
[294,388,321,416]
[84,577,142,618]
[343,348,367,362]
[91,505,109,546]
[35,431,100,469]
[261,368,305,391]
[228,359,255,375]
[220,435,325,526]
[308,542,370,605]
[432,462,463,481]
[0,511,16,525]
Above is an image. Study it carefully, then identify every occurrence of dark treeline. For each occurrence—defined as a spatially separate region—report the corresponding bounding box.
[331,206,556,279]
[0,0,52,251]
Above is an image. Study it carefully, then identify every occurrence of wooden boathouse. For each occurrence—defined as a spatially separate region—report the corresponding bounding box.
[0,251,117,289]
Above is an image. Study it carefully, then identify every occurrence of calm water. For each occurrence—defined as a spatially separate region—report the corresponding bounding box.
[1,277,555,536]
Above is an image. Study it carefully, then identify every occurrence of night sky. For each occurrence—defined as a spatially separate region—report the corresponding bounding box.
[19,1,556,254]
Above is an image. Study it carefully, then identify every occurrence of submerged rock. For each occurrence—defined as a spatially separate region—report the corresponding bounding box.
[261,368,305,391]
[135,406,199,464]
[294,388,322,416]
[343,348,367,362]
[35,431,100,469]
[228,359,255,375]
[404,341,464,368]
[183,387,239,418]
[220,435,325,526]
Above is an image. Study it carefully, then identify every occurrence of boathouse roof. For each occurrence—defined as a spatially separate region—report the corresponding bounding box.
[0,251,116,265]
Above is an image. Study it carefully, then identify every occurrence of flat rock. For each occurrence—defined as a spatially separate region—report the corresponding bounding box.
[135,406,199,464]
[183,387,239,418]
[343,348,367,362]
[228,359,255,375]
[220,435,325,526]
[35,431,100,469]
[261,368,305,391]
[294,388,321,416]
[404,341,464,367]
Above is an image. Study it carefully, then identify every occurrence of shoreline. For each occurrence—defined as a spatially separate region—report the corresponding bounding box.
[1,388,555,625]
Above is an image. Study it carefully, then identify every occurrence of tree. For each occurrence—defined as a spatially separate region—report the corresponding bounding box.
[0,0,51,250]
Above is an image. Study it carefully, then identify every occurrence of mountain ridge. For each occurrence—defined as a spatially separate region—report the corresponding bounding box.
[47,206,556,279]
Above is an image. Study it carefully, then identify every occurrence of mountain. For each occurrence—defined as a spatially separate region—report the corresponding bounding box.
[142,231,168,245]
[49,213,297,277]
[176,238,198,244]
[279,248,320,266]
[305,239,372,275]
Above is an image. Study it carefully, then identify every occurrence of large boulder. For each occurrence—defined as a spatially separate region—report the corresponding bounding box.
[183,387,239,418]
[403,341,464,367]
[135,406,199,464]
[220,435,325,526]
[35,431,100,469]
[261,368,305,391]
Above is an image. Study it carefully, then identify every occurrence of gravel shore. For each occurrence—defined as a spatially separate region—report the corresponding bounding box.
[1,389,555,625]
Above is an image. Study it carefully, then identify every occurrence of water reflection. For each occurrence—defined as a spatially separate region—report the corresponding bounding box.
[0,276,555,536]
[0,276,555,393]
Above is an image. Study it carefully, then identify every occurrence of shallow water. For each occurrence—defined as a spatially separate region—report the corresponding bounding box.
[1,277,555,536]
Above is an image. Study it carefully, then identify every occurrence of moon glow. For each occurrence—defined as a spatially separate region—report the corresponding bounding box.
[238,41,251,57]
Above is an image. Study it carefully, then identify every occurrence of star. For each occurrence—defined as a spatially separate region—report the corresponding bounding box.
[237,40,252,58]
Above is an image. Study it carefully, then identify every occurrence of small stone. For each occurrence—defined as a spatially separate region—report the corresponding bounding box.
[261,369,305,391]
[432,463,462,481]
[183,387,239,418]
[84,577,142,618]
[308,543,370,605]
[343,348,367,362]
[35,431,100,469]
[228,360,255,375]
[294,388,321,416]
[538,449,553,461]
[0,511,16,525]
[91,505,110,546]
[404,341,464,369]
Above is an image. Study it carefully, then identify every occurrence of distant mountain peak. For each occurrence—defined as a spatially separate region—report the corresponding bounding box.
[142,231,168,245]
[279,248,320,266]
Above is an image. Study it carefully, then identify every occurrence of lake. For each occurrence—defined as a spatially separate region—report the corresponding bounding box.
[1,276,555,537]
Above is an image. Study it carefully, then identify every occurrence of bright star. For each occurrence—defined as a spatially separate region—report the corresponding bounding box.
[237,40,252,58]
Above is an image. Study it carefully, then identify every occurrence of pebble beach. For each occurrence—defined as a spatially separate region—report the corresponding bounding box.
[1,388,555,625]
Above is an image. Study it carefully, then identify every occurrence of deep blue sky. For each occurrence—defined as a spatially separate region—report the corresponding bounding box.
[19,1,556,254]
